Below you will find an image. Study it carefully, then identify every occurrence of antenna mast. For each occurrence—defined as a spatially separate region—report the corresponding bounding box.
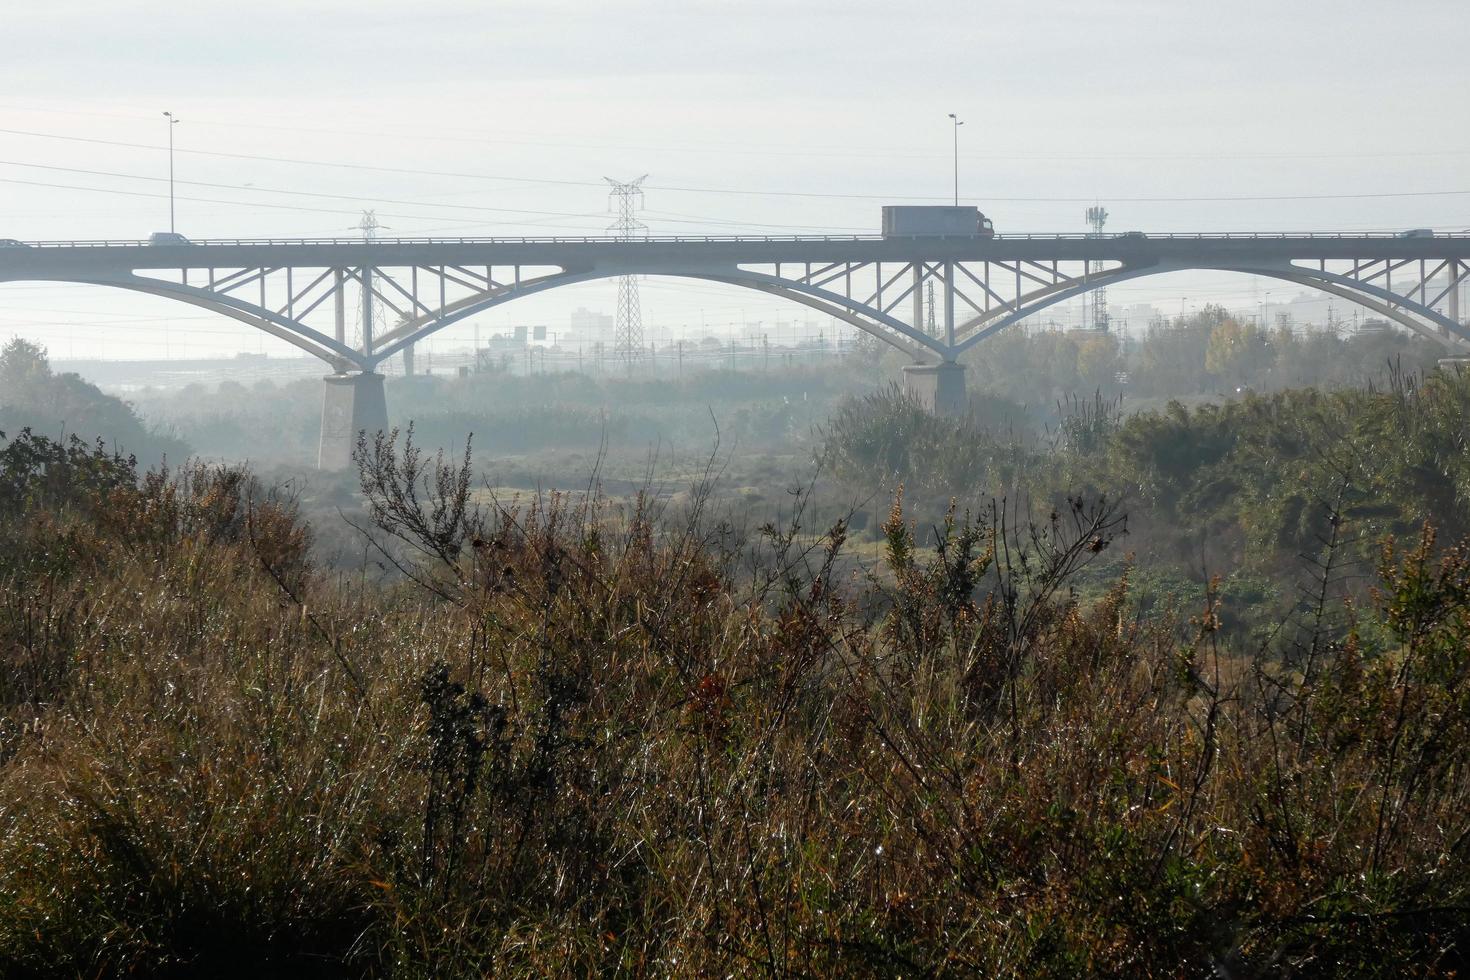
[1085,206,1109,332]
[605,176,649,364]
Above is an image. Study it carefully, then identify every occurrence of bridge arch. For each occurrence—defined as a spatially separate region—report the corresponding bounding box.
[0,274,365,370]
[952,262,1470,355]
[6,255,1463,374]
[368,267,942,366]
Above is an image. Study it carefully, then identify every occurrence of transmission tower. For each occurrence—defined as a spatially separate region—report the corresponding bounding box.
[352,210,390,356]
[1085,205,1110,331]
[356,209,383,241]
[605,176,649,363]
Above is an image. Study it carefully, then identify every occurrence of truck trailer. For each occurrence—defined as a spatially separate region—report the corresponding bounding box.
[881,205,995,238]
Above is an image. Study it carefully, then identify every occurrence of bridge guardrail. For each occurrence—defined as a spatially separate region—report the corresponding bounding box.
[9,232,1469,248]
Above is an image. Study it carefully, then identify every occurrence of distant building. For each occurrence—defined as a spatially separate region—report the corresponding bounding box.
[570,306,613,337]
[1120,304,1160,331]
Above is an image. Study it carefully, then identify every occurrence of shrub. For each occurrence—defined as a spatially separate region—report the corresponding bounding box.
[0,431,1466,976]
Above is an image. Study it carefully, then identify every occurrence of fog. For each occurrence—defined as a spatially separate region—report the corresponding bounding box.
[8,4,1470,972]
[4,0,1468,532]
[3,0,1469,359]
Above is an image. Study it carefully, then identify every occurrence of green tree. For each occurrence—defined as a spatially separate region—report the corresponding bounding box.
[1076,332,1122,390]
[0,337,49,390]
[1204,316,1271,387]
[0,337,188,465]
[1133,315,1213,395]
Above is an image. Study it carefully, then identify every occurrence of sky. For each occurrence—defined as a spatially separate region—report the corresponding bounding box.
[1,0,1468,361]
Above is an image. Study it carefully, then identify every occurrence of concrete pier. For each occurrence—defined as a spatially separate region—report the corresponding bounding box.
[318,372,388,471]
[901,362,967,416]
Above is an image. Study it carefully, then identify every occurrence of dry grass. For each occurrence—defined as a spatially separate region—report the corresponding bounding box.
[0,427,1466,977]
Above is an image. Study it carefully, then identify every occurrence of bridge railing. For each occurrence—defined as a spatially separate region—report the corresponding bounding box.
[7,232,1465,248]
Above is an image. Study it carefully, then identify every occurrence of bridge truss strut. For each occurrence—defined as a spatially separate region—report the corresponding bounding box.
[7,236,1469,468]
[4,243,1468,375]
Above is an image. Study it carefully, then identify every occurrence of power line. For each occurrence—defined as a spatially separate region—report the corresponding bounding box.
[6,127,1470,204]
[5,104,1469,162]
[0,158,604,219]
[0,160,870,232]
[0,175,549,225]
[0,127,601,188]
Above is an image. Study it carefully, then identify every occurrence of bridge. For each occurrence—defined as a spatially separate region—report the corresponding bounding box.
[3,231,1468,468]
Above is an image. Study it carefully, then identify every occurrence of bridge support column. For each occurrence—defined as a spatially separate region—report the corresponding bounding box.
[318,371,388,471]
[902,362,966,417]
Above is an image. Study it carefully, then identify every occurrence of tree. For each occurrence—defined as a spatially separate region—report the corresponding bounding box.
[1133,314,1214,395]
[1076,332,1122,390]
[0,337,188,465]
[0,337,49,391]
[1204,316,1271,388]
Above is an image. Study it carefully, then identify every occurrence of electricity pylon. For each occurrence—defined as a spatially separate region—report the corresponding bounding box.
[352,210,391,357]
[605,176,649,363]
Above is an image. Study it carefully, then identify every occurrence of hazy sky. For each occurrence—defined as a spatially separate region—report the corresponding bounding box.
[2,0,1468,360]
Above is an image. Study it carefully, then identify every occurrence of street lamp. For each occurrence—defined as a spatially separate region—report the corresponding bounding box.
[947,113,964,206]
[162,111,180,233]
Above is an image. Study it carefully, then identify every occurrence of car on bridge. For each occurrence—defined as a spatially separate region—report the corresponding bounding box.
[1397,229,1435,238]
[148,232,192,246]
[0,238,30,248]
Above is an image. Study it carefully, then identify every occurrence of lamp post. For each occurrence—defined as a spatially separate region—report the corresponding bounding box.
[947,113,963,206]
[162,111,179,233]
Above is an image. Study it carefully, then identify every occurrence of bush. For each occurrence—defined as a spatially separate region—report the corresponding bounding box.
[0,430,1467,975]
[824,384,1032,500]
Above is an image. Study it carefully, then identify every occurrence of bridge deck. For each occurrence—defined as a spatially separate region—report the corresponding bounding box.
[4,233,1470,274]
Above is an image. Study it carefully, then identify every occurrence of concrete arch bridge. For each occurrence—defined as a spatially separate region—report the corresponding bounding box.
[3,232,1468,467]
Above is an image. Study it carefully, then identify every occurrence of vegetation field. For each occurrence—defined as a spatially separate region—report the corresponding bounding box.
[2,311,1469,976]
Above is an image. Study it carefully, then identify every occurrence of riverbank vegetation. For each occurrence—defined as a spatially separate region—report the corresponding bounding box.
[827,363,1470,615]
[4,317,1469,974]
[2,406,1468,975]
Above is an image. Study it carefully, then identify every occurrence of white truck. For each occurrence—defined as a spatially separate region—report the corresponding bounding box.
[882,205,995,238]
